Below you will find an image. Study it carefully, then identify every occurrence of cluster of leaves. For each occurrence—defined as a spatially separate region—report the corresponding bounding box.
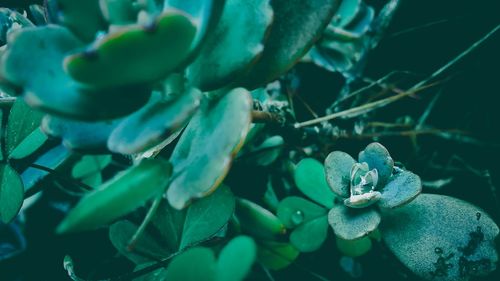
[0,1,499,281]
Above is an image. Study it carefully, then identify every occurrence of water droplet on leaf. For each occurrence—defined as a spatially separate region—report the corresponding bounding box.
[291,210,304,225]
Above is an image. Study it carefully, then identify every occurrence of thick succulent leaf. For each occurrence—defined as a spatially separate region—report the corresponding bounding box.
[9,127,48,160]
[381,194,499,281]
[217,236,257,281]
[257,241,300,270]
[331,0,361,28]
[42,115,121,154]
[109,220,170,264]
[57,158,172,233]
[21,145,73,196]
[187,0,273,90]
[164,247,217,281]
[167,88,252,209]
[358,142,394,187]
[340,3,374,38]
[180,185,235,249]
[5,98,44,156]
[0,164,24,223]
[336,235,372,257]
[328,205,381,240]
[64,11,196,88]
[324,151,356,198]
[108,88,202,155]
[277,196,327,228]
[1,26,151,120]
[241,0,342,89]
[163,0,226,55]
[294,158,335,208]
[72,155,112,179]
[236,198,286,240]
[290,215,329,252]
[378,169,421,209]
[54,0,106,41]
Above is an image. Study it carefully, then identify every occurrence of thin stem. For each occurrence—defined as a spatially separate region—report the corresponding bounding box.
[251,110,283,125]
[127,194,163,251]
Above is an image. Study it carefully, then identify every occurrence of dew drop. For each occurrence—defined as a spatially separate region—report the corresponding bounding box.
[435,247,443,254]
[291,210,304,225]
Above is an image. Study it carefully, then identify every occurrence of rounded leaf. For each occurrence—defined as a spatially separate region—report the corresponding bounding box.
[358,142,394,187]
[381,194,499,281]
[167,88,252,209]
[236,198,286,240]
[277,196,327,228]
[0,164,24,223]
[336,235,372,257]
[165,247,217,281]
[290,215,329,252]
[57,158,172,233]
[217,236,257,281]
[241,0,342,89]
[331,0,362,28]
[294,158,335,208]
[5,99,44,157]
[324,151,356,198]
[187,0,273,90]
[8,128,48,160]
[64,11,196,87]
[257,241,300,271]
[54,0,107,41]
[328,204,381,240]
[108,88,202,155]
[378,169,421,209]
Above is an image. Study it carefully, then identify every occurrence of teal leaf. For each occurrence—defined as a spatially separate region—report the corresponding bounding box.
[163,0,226,55]
[358,142,394,187]
[324,151,356,198]
[328,204,380,240]
[1,26,151,120]
[109,220,170,264]
[64,11,196,87]
[217,236,257,281]
[241,0,342,89]
[54,0,106,41]
[180,185,235,249]
[42,115,121,154]
[167,88,252,209]
[277,197,328,251]
[378,169,421,209]
[57,158,172,233]
[331,0,361,28]
[0,164,24,223]
[257,241,300,270]
[72,155,112,179]
[164,247,217,281]
[294,158,335,208]
[151,200,186,253]
[108,88,202,155]
[248,135,285,167]
[5,98,44,156]
[381,194,499,281]
[187,0,273,90]
[236,198,286,240]
[336,235,372,257]
[8,127,48,160]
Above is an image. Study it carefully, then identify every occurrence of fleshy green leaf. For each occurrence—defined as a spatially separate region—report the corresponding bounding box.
[54,0,106,41]
[9,127,48,160]
[5,98,43,156]
[378,169,421,209]
[358,142,394,187]
[0,164,24,223]
[187,0,273,90]
[57,158,172,233]
[217,236,257,281]
[167,88,252,209]
[180,185,235,249]
[324,151,356,198]
[336,235,372,257]
[331,0,361,28]
[164,247,217,281]
[241,0,342,89]
[108,88,202,155]
[64,11,196,87]
[163,0,226,55]
[381,194,499,281]
[294,158,335,208]
[328,204,381,240]
[236,198,286,240]
[257,241,300,270]
[42,115,121,154]
[247,135,285,167]
[1,25,151,120]
[109,220,170,264]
